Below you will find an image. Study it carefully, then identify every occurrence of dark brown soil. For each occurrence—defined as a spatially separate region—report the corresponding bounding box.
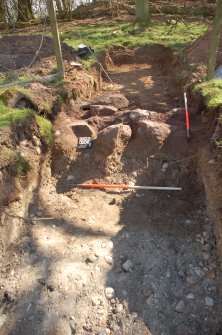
[0,35,77,72]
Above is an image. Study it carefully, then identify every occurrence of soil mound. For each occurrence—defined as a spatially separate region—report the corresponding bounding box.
[0,35,76,71]
[184,29,222,67]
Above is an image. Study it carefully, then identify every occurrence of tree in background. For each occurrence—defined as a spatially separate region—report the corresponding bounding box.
[0,0,6,23]
[207,0,222,79]
[135,0,150,23]
[17,0,34,22]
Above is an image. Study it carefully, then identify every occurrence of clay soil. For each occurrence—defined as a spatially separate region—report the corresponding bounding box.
[0,45,221,335]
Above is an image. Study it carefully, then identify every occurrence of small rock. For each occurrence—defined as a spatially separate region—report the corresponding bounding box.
[115,304,123,313]
[205,297,214,306]
[32,136,41,147]
[98,331,107,335]
[202,244,211,252]
[35,147,41,155]
[0,314,7,329]
[86,255,97,264]
[67,175,75,182]
[186,276,197,284]
[54,130,61,138]
[36,211,43,217]
[203,252,210,261]
[166,269,171,278]
[178,270,185,278]
[131,171,138,178]
[186,293,194,299]
[109,198,116,205]
[104,256,113,265]
[131,312,138,319]
[192,267,204,277]
[122,259,134,272]
[92,297,100,306]
[107,241,113,249]
[161,162,169,172]
[20,140,28,147]
[175,300,185,313]
[105,287,115,299]
[208,159,215,164]
[146,294,155,306]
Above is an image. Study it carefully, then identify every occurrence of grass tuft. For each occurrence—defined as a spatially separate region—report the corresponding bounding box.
[0,100,33,127]
[0,100,53,145]
[194,79,222,109]
[35,114,54,145]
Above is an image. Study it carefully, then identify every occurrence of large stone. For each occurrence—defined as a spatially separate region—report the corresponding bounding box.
[82,93,129,109]
[96,124,131,155]
[69,121,97,139]
[90,105,117,116]
[128,109,150,122]
[136,120,171,153]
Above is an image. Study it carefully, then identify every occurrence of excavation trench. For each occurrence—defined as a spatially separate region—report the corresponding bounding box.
[0,45,220,335]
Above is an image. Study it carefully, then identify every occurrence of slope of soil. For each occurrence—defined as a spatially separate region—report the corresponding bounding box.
[0,45,220,335]
[0,35,77,72]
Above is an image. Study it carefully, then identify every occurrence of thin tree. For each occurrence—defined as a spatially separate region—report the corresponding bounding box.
[17,0,34,22]
[0,0,6,23]
[135,0,150,23]
[207,0,222,80]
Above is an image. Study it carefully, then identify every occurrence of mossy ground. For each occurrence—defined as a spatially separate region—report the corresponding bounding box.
[194,79,222,109]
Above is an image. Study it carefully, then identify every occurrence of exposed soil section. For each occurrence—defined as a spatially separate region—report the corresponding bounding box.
[0,35,77,72]
[104,45,178,112]
[0,45,221,335]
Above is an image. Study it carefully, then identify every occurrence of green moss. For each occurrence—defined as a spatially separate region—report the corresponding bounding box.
[194,79,222,109]
[35,114,54,145]
[0,100,33,127]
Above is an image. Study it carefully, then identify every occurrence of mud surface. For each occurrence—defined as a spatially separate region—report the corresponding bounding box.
[0,45,220,335]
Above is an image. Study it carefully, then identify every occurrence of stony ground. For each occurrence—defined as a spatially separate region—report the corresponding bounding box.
[0,46,220,335]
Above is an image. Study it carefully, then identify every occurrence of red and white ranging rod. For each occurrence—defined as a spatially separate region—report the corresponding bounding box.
[74,184,182,191]
[184,92,190,139]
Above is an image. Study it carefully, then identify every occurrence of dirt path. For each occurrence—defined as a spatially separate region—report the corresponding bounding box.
[0,46,220,335]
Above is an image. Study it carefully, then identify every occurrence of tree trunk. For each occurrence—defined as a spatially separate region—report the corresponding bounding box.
[17,0,34,22]
[135,0,150,22]
[207,0,222,80]
[0,0,6,23]
[55,0,63,12]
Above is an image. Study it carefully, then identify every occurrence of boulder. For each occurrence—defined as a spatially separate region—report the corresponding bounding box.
[136,120,171,153]
[128,109,150,122]
[82,93,129,110]
[96,124,132,155]
[90,105,117,116]
[69,121,97,139]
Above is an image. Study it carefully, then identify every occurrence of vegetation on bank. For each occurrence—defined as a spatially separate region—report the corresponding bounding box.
[194,79,222,109]
[0,100,53,145]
